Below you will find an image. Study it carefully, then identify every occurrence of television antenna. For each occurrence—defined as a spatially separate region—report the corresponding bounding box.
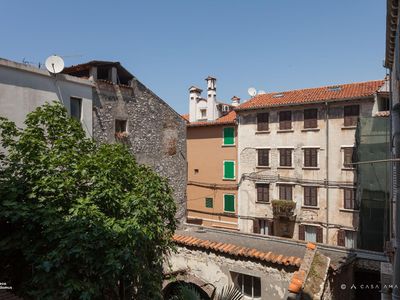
[45,55,65,74]
[247,87,257,97]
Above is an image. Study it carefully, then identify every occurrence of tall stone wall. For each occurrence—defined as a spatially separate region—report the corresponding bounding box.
[92,79,187,221]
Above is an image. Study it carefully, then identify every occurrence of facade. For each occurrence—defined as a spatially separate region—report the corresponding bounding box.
[0,58,93,137]
[62,61,187,221]
[185,77,239,229]
[385,0,400,298]
[235,80,387,248]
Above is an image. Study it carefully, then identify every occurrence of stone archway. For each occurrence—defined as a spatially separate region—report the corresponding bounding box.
[163,273,215,300]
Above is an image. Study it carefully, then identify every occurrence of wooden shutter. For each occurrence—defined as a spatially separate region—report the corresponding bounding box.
[304,186,310,205]
[299,225,305,240]
[279,111,292,130]
[304,109,318,128]
[257,113,269,131]
[224,194,235,212]
[311,149,318,167]
[223,161,235,179]
[343,148,353,168]
[316,227,323,243]
[337,229,345,246]
[344,105,360,126]
[311,187,317,206]
[253,219,260,234]
[280,149,292,167]
[223,127,235,145]
[344,188,354,209]
[304,149,310,167]
[258,149,269,166]
[268,220,274,236]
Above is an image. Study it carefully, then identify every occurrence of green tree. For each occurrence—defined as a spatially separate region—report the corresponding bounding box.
[0,102,177,299]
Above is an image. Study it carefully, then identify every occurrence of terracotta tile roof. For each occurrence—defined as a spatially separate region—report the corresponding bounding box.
[236,80,385,111]
[173,234,302,267]
[181,114,189,122]
[186,111,237,127]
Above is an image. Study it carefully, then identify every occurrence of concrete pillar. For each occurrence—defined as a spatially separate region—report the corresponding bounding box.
[89,67,97,81]
[109,67,117,84]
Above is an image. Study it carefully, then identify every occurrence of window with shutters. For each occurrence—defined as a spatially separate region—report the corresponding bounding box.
[254,219,273,236]
[223,127,235,145]
[304,186,318,206]
[343,188,357,210]
[223,161,235,180]
[343,147,355,168]
[223,194,235,213]
[257,113,269,131]
[344,105,360,127]
[257,149,269,167]
[279,149,293,167]
[279,111,292,130]
[256,184,269,203]
[304,148,318,167]
[299,225,323,243]
[337,229,356,248]
[279,184,293,201]
[205,197,213,208]
[304,108,318,128]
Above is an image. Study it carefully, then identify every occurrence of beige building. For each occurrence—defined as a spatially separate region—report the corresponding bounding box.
[185,77,240,229]
[236,80,388,247]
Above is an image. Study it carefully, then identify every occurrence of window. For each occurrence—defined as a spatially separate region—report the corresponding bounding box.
[279,184,293,201]
[256,184,269,202]
[223,161,235,180]
[304,186,317,206]
[223,127,235,145]
[70,97,82,121]
[299,225,323,243]
[279,111,292,130]
[279,149,292,167]
[257,113,269,131]
[200,109,207,119]
[224,194,235,212]
[304,108,318,128]
[343,147,355,168]
[115,119,127,133]
[304,148,318,167]
[233,272,261,300]
[378,97,390,111]
[257,149,269,166]
[344,105,359,127]
[337,229,357,248]
[254,219,273,236]
[344,188,357,210]
[205,197,213,208]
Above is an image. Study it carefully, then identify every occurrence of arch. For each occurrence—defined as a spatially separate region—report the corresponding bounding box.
[163,274,215,300]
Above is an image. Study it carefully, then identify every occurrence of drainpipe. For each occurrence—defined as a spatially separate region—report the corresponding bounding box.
[325,102,330,244]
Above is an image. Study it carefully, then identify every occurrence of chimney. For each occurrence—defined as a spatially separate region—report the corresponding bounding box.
[205,76,217,121]
[231,96,240,107]
[189,86,202,122]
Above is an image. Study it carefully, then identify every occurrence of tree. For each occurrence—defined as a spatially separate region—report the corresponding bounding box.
[0,102,177,299]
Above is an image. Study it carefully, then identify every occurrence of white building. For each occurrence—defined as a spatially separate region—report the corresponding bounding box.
[235,80,388,247]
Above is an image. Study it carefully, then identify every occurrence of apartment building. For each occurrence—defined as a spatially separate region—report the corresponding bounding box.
[235,80,388,247]
[185,77,239,229]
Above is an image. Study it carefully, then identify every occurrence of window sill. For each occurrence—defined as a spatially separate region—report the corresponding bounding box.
[302,167,320,170]
[277,129,294,133]
[341,126,357,130]
[222,144,235,147]
[301,206,319,210]
[342,167,355,171]
[222,211,236,215]
[256,201,270,205]
[256,166,271,169]
[339,208,359,213]
[301,128,320,132]
[255,130,270,134]
[223,178,236,181]
[277,166,294,169]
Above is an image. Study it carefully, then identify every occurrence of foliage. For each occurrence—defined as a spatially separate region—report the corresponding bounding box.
[169,284,202,300]
[169,283,242,300]
[213,285,242,300]
[0,102,177,299]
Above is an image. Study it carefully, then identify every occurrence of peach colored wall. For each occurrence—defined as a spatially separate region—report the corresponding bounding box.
[187,124,238,229]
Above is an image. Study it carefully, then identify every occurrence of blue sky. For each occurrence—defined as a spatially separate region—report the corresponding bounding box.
[1,1,386,114]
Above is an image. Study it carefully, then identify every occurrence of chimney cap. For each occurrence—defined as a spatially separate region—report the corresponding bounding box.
[205,76,216,81]
[231,96,241,101]
[189,85,203,93]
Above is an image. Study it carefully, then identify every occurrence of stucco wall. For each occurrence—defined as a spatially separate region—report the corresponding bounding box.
[164,246,295,300]
[0,59,93,137]
[91,79,187,221]
[187,125,238,228]
[237,100,374,246]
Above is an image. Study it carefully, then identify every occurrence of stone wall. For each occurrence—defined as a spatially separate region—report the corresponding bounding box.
[92,79,187,221]
[164,246,296,300]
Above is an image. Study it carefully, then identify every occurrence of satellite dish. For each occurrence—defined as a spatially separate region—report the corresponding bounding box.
[248,87,257,97]
[45,55,65,74]
[258,90,266,95]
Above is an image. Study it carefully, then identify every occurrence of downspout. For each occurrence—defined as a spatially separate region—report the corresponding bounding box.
[325,101,330,244]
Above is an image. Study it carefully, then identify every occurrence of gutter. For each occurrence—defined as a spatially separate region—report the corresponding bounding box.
[325,101,330,244]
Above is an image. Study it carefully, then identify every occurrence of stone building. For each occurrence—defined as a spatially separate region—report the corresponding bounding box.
[235,80,388,248]
[62,61,187,221]
[184,77,239,229]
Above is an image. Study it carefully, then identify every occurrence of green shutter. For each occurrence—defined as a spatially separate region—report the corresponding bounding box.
[205,197,213,208]
[224,194,235,212]
[223,161,235,179]
[223,127,235,145]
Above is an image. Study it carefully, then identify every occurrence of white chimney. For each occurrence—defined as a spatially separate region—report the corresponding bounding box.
[205,76,217,121]
[189,86,202,122]
[231,96,240,107]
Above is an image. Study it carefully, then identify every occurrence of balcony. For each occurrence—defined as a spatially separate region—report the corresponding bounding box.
[272,200,296,219]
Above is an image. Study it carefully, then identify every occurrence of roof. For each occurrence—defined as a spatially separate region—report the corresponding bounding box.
[186,111,237,127]
[173,233,302,267]
[181,114,189,122]
[236,80,385,111]
[385,0,399,68]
